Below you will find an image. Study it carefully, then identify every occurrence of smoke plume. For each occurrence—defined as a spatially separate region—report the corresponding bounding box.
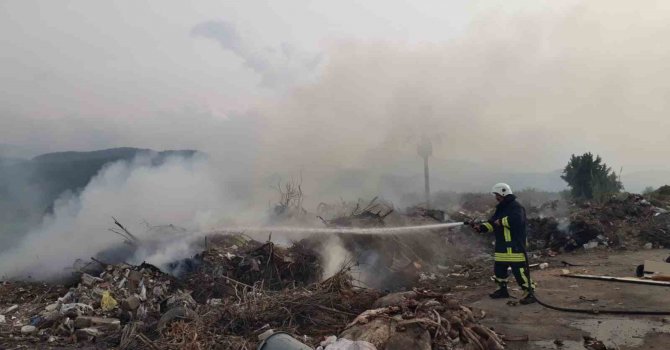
[0,154,242,279]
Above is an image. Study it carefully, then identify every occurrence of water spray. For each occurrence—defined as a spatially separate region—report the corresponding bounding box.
[214,222,467,235]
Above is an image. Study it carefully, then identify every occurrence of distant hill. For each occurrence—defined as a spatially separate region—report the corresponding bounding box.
[0,143,42,159]
[0,148,198,248]
[622,170,670,193]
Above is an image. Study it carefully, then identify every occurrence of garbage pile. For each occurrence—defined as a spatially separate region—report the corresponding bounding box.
[0,260,178,349]
[0,226,507,350]
[523,193,670,254]
[182,234,322,303]
[639,186,670,247]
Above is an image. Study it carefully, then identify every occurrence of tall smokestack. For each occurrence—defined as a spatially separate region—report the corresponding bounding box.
[417,137,433,209]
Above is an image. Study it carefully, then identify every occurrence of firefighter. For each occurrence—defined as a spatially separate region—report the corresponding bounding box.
[471,183,536,304]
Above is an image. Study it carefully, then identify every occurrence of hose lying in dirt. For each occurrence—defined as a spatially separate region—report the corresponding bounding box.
[523,251,670,315]
[533,294,670,315]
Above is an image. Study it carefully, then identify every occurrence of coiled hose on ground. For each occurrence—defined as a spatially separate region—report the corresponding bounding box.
[522,249,670,315]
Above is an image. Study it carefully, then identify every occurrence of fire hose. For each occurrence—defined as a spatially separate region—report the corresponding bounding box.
[461,220,670,315]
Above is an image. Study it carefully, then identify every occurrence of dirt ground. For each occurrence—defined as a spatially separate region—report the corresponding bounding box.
[459,249,670,349]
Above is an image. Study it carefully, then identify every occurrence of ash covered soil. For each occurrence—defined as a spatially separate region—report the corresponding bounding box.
[0,190,669,349]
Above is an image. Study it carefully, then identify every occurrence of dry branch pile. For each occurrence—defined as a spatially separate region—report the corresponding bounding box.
[183,235,322,303]
[154,269,503,350]
[320,197,394,228]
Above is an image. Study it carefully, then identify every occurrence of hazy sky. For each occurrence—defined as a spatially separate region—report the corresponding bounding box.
[2,0,670,175]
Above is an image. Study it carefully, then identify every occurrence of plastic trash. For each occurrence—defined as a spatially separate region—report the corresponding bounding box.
[101,291,118,311]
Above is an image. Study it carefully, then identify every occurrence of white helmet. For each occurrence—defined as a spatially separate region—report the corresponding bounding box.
[492,183,513,196]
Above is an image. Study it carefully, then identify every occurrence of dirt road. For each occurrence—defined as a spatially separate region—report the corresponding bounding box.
[461,249,670,349]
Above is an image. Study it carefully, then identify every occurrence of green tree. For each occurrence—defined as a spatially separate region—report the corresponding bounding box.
[561,152,623,200]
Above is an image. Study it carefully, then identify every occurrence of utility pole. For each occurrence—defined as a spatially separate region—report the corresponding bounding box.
[417,137,433,209]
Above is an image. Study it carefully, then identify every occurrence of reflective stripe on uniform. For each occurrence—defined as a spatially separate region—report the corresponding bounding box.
[518,267,537,290]
[519,267,530,288]
[502,216,511,241]
[494,252,526,262]
[482,222,494,233]
[502,216,510,228]
[503,226,512,242]
[494,276,508,285]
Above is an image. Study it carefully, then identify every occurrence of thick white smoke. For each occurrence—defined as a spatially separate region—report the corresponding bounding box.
[0,154,244,280]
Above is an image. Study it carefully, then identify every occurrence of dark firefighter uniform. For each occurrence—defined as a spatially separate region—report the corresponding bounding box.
[477,194,535,295]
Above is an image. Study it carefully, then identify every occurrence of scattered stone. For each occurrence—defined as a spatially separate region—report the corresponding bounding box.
[157,307,197,331]
[644,242,653,249]
[165,290,197,309]
[207,298,222,306]
[74,316,120,331]
[372,291,417,308]
[20,325,37,334]
[80,273,103,286]
[127,270,143,293]
[4,305,18,314]
[583,335,608,350]
[418,272,436,281]
[340,317,394,349]
[75,327,100,339]
[583,241,599,250]
[385,324,431,350]
[44,303,59,312]
[74,317,92,329]
[121,296,141,311]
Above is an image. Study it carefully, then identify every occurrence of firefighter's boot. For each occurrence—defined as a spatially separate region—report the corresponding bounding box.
[489,286,510,299]
[520,291,537,305]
